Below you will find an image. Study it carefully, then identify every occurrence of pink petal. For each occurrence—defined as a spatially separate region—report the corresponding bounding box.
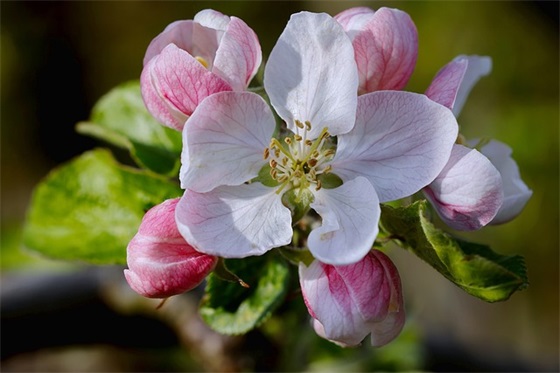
[424,144,504,231]
[345,7,418,93]
[334,7,376,33]
[124,198,218,298]
[140,44,232,130]
[425,58,468,110]
[213,17,262,91]
[193,9,231,31]
[452,55,492,116]
[299,250,405,347]
[475,140,533,224]
[143,20,222,69]
[368,250,405,347]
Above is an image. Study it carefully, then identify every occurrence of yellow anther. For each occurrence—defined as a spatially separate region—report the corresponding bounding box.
[295,120,305,129]
[270,159,277,168]
[284,137,292,145]
[270,168,278,179]
[308,158,318,167]
[294,134,303,141]
[315,180,322,191]
[323,165,332,174]
[305,121,312,130]
[195,56,209,69]
[263,148,270,160]
[282,157,288,166]
[305,139,313,146]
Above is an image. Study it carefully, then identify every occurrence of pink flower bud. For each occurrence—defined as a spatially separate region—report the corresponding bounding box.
[299,250,405,347]
[141,9,262,130]
[124,198,218,298]
[335,7,418,94]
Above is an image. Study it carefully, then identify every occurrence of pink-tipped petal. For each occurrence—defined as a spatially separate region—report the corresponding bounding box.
[194,9,231,31]
[299,250,405,347]
[141,44,232,130]
[451,55,492,116]
[425,58,469,110]
[332,91,458,202]
[264,11,358,138]
[176,184,293,258]
[474,140,533,224]
[213,17,262,91]
[124,198,218,298]
[347,7,418,94]
[143,20,222,69]
[180,91,274,193]
[334,7,376,35]
[308,177,380,266]
[424,144,504,231]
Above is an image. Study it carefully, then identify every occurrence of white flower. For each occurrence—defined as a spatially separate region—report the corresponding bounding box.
[175,12,458,265]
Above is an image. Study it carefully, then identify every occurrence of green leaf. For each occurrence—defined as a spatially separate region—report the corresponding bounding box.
[76,80,182,176]
[22,149,182,265]
[380,200,529,302]
[200,254,291,335]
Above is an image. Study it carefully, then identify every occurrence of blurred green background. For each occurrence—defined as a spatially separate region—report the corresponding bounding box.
[1,1,558,372]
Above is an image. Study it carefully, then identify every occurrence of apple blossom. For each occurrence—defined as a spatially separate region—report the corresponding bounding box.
[124,198,218,298]
[141,9,262,131]
[334,7,418,94]
[424,55,531,229]
[176,11,458,266]
[299,250,405,347]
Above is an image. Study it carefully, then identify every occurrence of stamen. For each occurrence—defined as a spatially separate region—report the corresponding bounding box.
[295,120,305,129]
[305,121,312,131]
[263,148,270,160]
[195,56,209,69]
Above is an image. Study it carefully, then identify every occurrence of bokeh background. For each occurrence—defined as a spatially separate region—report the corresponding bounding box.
[1,1,558,372]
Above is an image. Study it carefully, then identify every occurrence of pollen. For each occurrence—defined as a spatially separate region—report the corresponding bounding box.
[262,120,336,195]
[195,56,209,69]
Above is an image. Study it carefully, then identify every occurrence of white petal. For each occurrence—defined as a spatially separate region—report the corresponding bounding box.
[475,139,533,224]
[308,177,380,266]
[264,11,358,138]
[452,55,492,117]
[180,91,275,193]
[332,91,458,202]
[176,184,293,258]
[424,144,504,231]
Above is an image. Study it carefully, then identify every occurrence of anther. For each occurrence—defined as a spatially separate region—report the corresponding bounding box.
[294,134,303,141]
[263,148,270,160]
[315,180,322,191]
[284,137,292,145]
[308,158,318,167]
[305,139,313,146]
[295,120,305,129]
[305,121,312,130]
[269,159,277,168]
[195,56,209,69]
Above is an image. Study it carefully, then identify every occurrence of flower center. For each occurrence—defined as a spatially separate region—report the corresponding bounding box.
[263,120,335,195]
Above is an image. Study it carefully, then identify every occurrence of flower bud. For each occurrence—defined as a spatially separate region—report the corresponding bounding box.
[124,198,218,298]
[299,250,405,347]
